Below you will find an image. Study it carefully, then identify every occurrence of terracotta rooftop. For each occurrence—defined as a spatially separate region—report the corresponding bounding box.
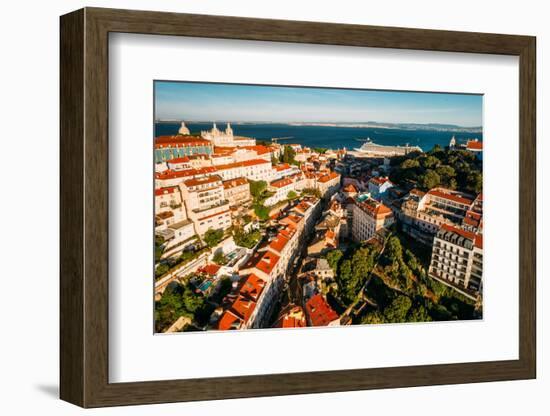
[440,223,477,241]
[428,189,474,205]
[156,211,174,220]
[270,178,293,188]
[237,273,266,302]
[241,250,280,276]
[154,186,178,196]
[184,175,222,188]
[242,145,271,155]
[317,171,340,183]
[355,198,393,218]
[166,157,190,164]
[215,159,271,171]
[343,183,358,193]
[223,177,248,189]
[273,304,306,328]
[155,135,211,148]
[466,140,483,151]
[268,233,290,254]
[305,294,339,327]
[198,264,221,276]
[369,176,392,186]
[274,163,291,171]
[155,167,218,180]
[217,309,244,330]
[474,234,483,249]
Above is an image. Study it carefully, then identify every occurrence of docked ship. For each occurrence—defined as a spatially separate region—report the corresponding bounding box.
[354,138,423,156]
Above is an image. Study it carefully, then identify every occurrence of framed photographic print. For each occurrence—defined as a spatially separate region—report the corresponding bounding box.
[60,7,536,408]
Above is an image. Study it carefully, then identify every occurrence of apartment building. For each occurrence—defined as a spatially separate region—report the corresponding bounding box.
[215,159,273,182]
[429,223,483,300]
[350,197,394,242]
[222,177,251,207]
[180,175,231,236]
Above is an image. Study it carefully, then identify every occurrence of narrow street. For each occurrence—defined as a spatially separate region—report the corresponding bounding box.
[284,199,328,310]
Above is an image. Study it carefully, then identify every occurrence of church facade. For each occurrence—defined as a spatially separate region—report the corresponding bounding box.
[201,123,256,147]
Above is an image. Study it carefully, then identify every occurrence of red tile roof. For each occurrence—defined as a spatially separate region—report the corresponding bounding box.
[274,163,291,171]
[317,171,340,183]
[217,309,244,330]
[343,183,358,193]
[279,227,296,240]
[243,145,272,155]
[217,273,268,330]
[198,264,221,276]
[237,273,266,301]
[230,295,257,323]
[428,189,473,205]
[305,294,339,326]
[440,223,477,241]
[155,135,211,148]
[155,167,218,180]
[466,140,483,151]
[222,177,248,189]
[355,198,393,218]
[154,186,178,196]
[184,175,222,188]
[213,146,236,155]
[166,157,190,164]
[273,305,306,328]
[270,178,293,188]
[156,211,174,220]
[268,233,290,254]
[241,250,280,276]
[215,159,271,171]
[279,213,304,228]
[369,176,392,186]
[474,234,483,249]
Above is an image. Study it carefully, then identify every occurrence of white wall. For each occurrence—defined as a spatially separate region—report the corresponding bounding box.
[0,0,547,415]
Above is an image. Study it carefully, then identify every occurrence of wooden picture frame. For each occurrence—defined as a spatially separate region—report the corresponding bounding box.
[60,7,536,408]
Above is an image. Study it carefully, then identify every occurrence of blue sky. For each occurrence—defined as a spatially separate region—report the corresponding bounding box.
[155,81,482,127]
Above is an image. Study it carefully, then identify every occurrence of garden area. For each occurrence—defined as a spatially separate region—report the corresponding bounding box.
[323,229,478,326]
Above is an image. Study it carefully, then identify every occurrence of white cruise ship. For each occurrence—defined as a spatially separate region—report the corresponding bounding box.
[354,138,423,156]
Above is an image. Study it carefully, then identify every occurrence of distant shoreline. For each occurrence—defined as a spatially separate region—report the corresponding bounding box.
[155,120,482,134]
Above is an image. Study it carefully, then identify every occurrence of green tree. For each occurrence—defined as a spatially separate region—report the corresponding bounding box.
[421,155,441,169]
[326,249,343,272]
[249,180,268,202]
[281,145,297,164]
[233,227,262,248]
[436,165,457,188]
[385,236,403,265]
[155,263,170,278]
[362,310,386,325]
[155,235,165,262]
[287,190,298,200]
[181,285,205,313]
[204,228,224,248]
[408,304,432,322]
[466,171,483,194]
[336,259,353,302]
[213,251,227,265]
[384,295,412,323]
[420,169,441,190]
[253,204,270,221]
[400,159,420,169]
